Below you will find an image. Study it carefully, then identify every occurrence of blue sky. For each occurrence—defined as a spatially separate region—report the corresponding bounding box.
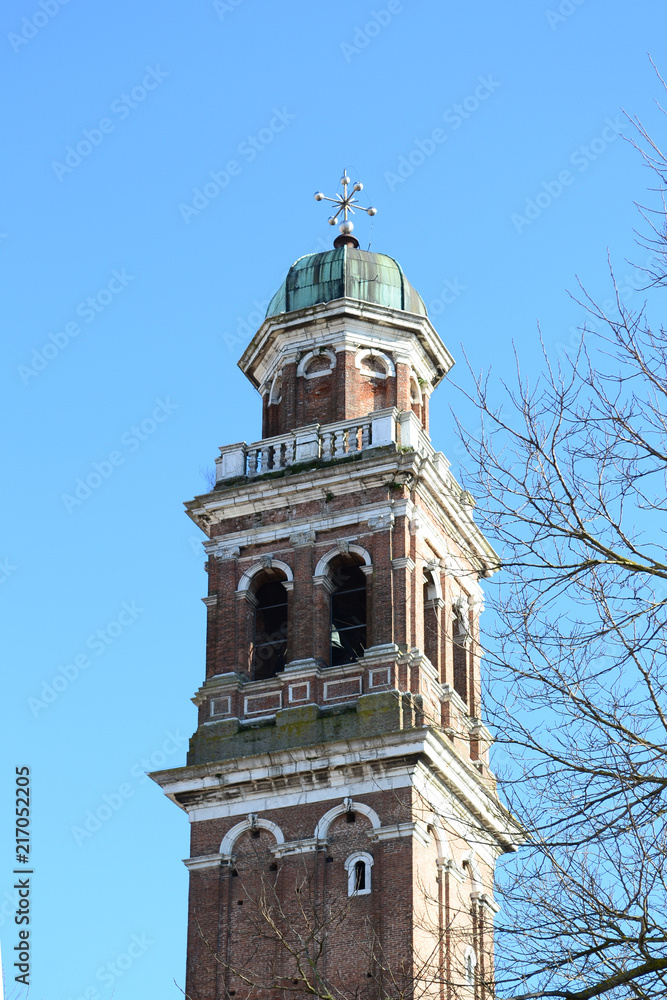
[1,1,666,996]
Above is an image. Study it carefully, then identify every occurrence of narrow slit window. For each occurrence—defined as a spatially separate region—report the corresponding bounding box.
[453,607,469,705]
[345,852,374,896]
[354,860,366,892]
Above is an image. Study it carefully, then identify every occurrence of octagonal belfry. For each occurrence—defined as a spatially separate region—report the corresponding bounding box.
[151,240,521,1000]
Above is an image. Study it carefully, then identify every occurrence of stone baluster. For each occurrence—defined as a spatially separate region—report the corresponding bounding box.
[322,431,334,460]
[361,421,371,450]
[334,429,347,458]
[247,449,258,476]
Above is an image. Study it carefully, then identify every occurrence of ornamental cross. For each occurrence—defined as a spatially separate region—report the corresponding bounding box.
[314,172,377,237]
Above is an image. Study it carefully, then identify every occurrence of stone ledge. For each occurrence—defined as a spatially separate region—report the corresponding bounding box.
[187,689,421,766]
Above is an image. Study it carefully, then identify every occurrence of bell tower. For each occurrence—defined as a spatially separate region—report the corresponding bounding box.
[152,182,521,1000]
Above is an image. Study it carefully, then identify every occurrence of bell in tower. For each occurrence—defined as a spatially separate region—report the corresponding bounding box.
[151,175,521,1000]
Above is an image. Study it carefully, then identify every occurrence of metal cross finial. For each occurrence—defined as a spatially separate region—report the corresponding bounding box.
[314,172,377,242]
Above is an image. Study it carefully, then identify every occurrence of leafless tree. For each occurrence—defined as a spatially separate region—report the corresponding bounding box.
[189,850,491,1000]
[454,65,667,1000]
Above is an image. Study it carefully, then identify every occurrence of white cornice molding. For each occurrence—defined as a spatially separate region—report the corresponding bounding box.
[183,853,227,870]
[193,449,498,580]
[150,726,523,854]
[392,556,415,572]
[271,837,323,857]
[237,297,454,393]
[367,821,431,846]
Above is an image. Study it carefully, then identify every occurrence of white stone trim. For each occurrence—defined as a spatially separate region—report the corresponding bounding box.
[429,814,454,863]
[362,643,401,664]
[314,799,381,840]
[288,681,310,703]
[297,349,336,378]
[471,890,501,914]
[210,696,231,718]
[201,595,218,607]
[392,556,415,572]
[220,816,285,856]
[462,850,483,892]
[183,853,225,870]
[464,946,477,986]
[244,691,282,715]
[313,544,372,577]
[271,837,322,858]
[240,299,453,398]
[368,511,395,532]
[283,657,320,674]
[355,348,395,379]
[409,373,423,405]
[369,667,390,688]
[323,676,362,701]
[367,821,430,846]
[268,369,283,404]
[344,851,374,895]
[237,559,293,592]
[153,728,524,857]
[423,560,443,601]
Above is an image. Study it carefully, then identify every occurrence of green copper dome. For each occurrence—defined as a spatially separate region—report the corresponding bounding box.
[266,246,427,318]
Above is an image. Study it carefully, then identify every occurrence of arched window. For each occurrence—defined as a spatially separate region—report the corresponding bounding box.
[354,859,366,890]
[344,852,374,896]
[253,577,288,680]
[329,556,367,666]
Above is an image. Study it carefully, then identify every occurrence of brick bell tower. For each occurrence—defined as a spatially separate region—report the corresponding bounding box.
[151,182,521,1000]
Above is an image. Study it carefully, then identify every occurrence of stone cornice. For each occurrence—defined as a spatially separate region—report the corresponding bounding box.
[189,451,497,579]
[237,297,455,394]
[150,725,523,855]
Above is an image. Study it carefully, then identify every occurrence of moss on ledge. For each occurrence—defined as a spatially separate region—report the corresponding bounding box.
[187,690,424,766]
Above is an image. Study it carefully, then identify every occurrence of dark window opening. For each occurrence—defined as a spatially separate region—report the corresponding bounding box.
[354,860,366,892]
[251,828,260,839]
[453,610,468,705]
[330,561,367,666]
[253,580,288,680]
[453,640,467,703]
[346,811,356,823]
